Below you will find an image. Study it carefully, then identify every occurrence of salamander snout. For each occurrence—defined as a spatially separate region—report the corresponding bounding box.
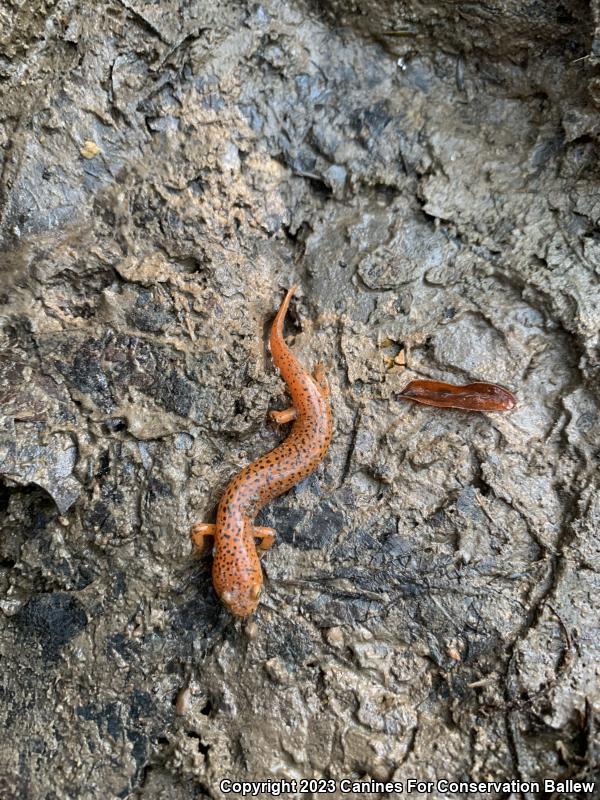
[219,581,262,618]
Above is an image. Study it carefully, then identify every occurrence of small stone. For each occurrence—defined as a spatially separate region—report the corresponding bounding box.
[245,621,259,639]
[325,626,344,648]
[80,140,101,159]
[370,757,392,781]
[175,686,192,716]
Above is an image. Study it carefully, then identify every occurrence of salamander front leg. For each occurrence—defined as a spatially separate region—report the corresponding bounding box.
[254,526,276,553]
[269,407,297,424]
[190,522,215,554]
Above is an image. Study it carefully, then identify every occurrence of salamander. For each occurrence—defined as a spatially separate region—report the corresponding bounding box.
[191,286,333,618]
[398,379,516,411]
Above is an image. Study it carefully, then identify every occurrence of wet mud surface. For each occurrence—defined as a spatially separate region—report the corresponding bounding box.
[1,1,599,798]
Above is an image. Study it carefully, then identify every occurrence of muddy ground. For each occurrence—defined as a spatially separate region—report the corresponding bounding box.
[1,0,599,798]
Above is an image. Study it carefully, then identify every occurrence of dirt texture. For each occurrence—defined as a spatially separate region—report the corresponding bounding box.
[1,0,599,798]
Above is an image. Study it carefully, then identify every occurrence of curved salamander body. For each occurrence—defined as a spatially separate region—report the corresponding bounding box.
[191,287,333,617]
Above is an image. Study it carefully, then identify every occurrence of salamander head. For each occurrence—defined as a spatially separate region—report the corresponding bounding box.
[219,579,262,618]
[212,524,264,617]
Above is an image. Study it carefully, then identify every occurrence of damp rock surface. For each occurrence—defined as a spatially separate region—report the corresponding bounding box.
[1,1,599,798]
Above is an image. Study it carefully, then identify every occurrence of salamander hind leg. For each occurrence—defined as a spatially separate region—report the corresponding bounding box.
[314,362,330,398]
[191,522,215,555]
[269,407,298,425]
[254,526,276,553]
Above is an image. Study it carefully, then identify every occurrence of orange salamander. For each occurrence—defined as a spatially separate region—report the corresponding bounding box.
[191,286,333,618]
[398,379,516,412]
